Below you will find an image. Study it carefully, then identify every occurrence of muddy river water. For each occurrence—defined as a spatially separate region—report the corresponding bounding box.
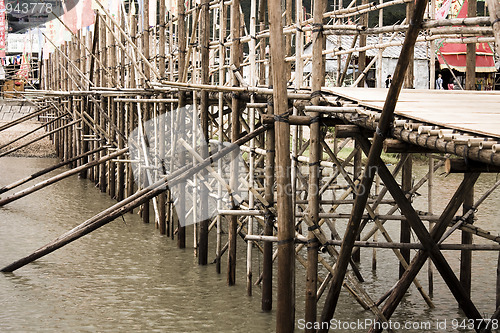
[1,156,500,332]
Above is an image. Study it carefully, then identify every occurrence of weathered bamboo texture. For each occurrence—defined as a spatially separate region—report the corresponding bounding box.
[2,0,500,332]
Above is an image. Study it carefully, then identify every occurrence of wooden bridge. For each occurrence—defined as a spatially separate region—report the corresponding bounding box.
[0,0,500,332]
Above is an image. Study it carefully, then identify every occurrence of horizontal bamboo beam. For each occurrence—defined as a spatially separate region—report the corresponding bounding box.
[446,159,500,173]
[383,139,434,153]
[245,235,500,250]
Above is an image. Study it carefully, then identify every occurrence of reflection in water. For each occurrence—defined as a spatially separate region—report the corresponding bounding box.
[1,157,500,332]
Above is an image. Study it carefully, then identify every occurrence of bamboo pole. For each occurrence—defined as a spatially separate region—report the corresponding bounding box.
[404,0,415,88]
[267,0,294,329]
[429,0,436,89]
[198,0,210,266]
[227,0,241,286]
[158,0,167,234]
[358,0,368,87]
[459,179,474,305]
[428,155,434,296]
[245,0,258,296]
[466,0,477,90]
[177,0,187,249]
[305,0,326,326]
[216,0,227,273]
[261,104,275,311]
[399,154,412,278]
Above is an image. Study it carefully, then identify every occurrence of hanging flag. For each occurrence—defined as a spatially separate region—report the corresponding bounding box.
[0,0,5,59]
[80,0,96,29]
[16,53,29,79]
[436,0,452,20]
[63,0,79,33]
[63,0,95,33]
[43,18,58,59]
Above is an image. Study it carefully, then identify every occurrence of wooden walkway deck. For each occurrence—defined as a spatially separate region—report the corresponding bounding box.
[324,88,500,139]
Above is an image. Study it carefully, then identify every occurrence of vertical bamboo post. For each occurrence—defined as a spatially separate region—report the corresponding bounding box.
[71,41,78,166]
[99,14,107,193]
[460,180,474,303]
[127,14,138,208]
[268,0,295,329]
[258,0,266,86]
[497,251,500,309]
[77,32,85,169]
[216,0,227,273]
[109,97,117,199]
[404,1,415,89]
[376,0,384,87]
[352,142,362,263]
[117,98,125,202]
[120,12,126,88]
[260,0,273,309]
[227,0,241,286]
[198,0,210,265]
[106,16,116,200]
[177,0,187,249]
[262,98,275,312]
[306,0,326,327]
[141,0,152,224]
[285,0,292,80]
[192,91,198,254]
[158,0,167,235]
[246,0,258,295]
[466,0,477,90]
[358,0,368,87]
[295,0,304,89]
[428,155,434,296]
[372,175,381,270]
[400,153,412,278]
[143,0,151,83]
[429,0,436,89]
[108,15,117,199]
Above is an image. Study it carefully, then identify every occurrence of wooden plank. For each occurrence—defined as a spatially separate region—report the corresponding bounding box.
[323,87,500,138]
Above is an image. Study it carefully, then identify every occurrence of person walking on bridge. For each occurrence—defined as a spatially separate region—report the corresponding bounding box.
[436,73,444,89]
[385,75,392,88]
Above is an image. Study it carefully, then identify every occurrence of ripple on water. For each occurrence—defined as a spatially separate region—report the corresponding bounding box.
[2,158,500,332]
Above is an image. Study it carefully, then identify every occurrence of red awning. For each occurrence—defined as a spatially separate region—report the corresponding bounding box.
[436,0,496,73]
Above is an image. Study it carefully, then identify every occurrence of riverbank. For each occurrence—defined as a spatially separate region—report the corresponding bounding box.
[0,105,55,158]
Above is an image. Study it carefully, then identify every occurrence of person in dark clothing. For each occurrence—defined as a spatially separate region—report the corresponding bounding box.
[385,75,392,88]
